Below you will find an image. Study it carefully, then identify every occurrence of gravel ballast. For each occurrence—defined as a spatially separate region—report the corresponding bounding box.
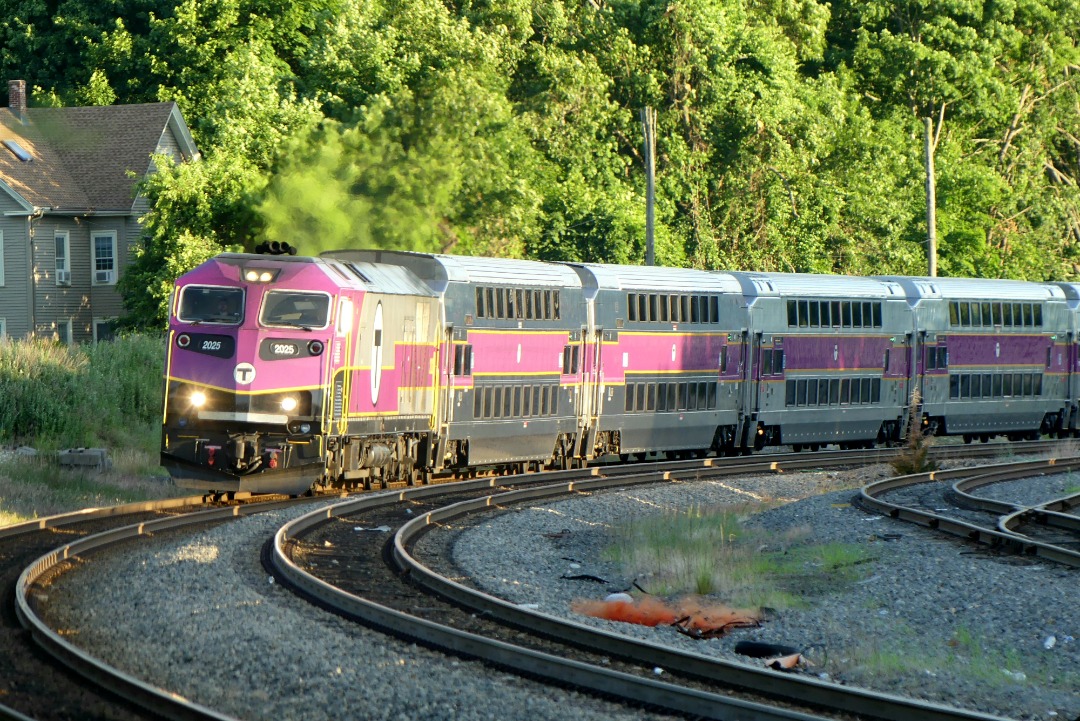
[41,463,1080,721]
[43,502,673,721]
[446,465,1080,721]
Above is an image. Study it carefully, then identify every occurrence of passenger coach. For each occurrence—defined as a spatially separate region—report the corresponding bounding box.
[567,263,748,459]
[882,276,1070,441]
[730,272,913,451]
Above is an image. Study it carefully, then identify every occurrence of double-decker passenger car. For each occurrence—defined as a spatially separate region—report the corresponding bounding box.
[729,272,913,451]
[881,276,1071,441]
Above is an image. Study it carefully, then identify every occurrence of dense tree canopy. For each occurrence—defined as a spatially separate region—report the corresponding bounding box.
[2,0,1078,327]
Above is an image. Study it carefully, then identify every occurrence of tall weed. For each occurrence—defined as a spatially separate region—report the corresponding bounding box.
[0,335,164,450]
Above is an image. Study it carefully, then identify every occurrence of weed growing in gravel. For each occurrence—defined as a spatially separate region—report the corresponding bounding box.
[604,504,875,608]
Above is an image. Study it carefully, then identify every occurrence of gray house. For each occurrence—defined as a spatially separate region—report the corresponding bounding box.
[0,79,199,342]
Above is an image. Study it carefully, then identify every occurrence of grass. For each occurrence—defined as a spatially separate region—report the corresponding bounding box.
[0,453,182,524]
[604,503,875,609]
[0,334,182,525]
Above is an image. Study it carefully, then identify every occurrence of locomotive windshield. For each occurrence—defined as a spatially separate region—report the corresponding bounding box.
[260,291,330,329]
[177,286,245,325]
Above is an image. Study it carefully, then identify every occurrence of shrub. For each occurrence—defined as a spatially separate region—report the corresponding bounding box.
[0,335,164,450]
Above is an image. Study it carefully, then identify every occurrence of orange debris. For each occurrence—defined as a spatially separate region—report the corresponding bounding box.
[572,595,760,638]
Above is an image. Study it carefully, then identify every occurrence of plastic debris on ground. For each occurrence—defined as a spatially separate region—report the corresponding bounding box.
[571,594,760,639]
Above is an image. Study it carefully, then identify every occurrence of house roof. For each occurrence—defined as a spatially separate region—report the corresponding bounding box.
[0,102,198,214]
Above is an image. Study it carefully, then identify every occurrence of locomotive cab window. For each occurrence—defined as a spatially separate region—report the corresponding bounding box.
[260,291,330,328]
[177,286,245,325]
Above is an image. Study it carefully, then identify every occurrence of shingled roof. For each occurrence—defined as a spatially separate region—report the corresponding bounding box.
[0,101,198,213]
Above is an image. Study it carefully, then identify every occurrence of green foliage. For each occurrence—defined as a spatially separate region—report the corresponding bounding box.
[2,0,1079,306]
[0,336,164,449]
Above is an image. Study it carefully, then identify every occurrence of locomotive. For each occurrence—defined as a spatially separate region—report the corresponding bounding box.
[160,246,1080,495]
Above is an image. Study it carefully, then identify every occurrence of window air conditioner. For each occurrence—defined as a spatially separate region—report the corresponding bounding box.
[56,269,70,285]
[95,270,115,284]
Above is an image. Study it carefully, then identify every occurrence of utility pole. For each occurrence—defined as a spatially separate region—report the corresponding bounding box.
[641,107,656,266]
[924,116,938,277]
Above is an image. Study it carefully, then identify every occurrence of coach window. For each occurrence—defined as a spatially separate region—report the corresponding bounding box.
[795,379,807,406]
[960,374,971,398]
[453,344,473,376]
[1034,304,1043,326]
[970,303,981,326]
[983,374,993,397]
[949,302,959,326]
[1024,304,1034,327]
[839,302,850,327]
[797,300,808,327]
[851,302,863,328]
[873,303,882,327]
[806,377,818,405]
[808,302,820,327]
[762,349,773,376]
[476,288,486,318]
[786,301,797,326]
[981,303,992,326]
[820,302,831,327]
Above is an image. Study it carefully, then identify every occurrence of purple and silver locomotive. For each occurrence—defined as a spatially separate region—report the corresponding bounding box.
[162,246,1080,495]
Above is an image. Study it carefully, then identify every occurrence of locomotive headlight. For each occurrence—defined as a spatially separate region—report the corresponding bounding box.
[280,396,298,412]
[191,391,207,408]
[244,268,279,283]
[299,423,311,434]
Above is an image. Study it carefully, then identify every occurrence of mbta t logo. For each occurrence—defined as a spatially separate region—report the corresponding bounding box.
[234,363,256,385]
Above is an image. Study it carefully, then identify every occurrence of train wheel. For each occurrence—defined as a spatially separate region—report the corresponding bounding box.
[980,435,990,443]
[809,444,820,452]
[963,434,973,444]
[792,444,802,453]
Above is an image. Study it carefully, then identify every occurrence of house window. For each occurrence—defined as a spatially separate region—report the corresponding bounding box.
[56,319,73,345]
[55,231,71,286]
[92,231,117,285]
[93,318,117,342]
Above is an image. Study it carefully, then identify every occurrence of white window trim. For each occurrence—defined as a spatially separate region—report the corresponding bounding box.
[0,230,5,287]
[0,318,6,339]
[93,317,117,342]
[92,230,118,286]
[56,318,73,345]
[55,230,70,286]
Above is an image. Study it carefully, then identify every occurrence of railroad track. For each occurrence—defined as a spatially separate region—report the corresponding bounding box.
[4,492,338,721]
[272,442,1078,721]
[860,457,1080,567]
[7,438,1073,721]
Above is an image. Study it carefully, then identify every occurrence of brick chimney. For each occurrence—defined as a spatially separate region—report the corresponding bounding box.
[7,79,26,119]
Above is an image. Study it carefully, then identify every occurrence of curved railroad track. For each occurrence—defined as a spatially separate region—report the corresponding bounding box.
[272,443,1078,721]
[8,439,1074,721]
[860,458,1080,567]
[5,492,336,721]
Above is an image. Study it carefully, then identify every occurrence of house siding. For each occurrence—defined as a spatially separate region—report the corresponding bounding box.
[0,200,31,338]
[2,102,199,341]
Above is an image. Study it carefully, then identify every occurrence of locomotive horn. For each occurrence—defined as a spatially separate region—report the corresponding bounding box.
[254,241,299,256]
